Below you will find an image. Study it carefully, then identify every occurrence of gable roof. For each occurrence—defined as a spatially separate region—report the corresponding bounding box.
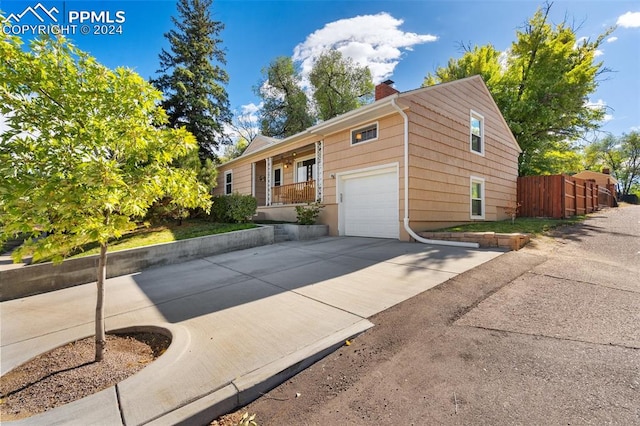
[225,95,403,165]
[573,170,618,185]
[223,75,520,165]
[396,75,521,153]
[243,134,278,156]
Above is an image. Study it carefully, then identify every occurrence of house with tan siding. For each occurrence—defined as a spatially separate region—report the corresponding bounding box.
[213,75,521,241]
[572,169,618,188]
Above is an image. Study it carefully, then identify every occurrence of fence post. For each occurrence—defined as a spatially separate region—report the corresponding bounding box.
[584,180,588,214]
[560,175,565,218]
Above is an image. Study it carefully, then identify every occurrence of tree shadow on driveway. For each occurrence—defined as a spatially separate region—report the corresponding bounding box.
[130,237,504,323]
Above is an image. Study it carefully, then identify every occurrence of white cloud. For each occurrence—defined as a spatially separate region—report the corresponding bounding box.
[498,49,510,71]
[585,99,613,122]
[573,36,591,50]
[617,11,640,28]
[586,99,606,109]
[594,49,604,57]
[606,36,618,43]
[293,12,437,85]
[225,102,262,142]
[240,102,261,118]
[576,36,588,45]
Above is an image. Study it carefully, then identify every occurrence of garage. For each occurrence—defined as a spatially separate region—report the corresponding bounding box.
[339,166,399,238]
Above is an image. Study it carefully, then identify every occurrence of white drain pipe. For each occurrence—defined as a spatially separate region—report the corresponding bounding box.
[391,98,479,249]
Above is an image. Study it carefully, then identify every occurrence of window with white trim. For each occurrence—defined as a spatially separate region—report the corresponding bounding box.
[296,158,316,182]
[224,170,233,195]
[470,111,484,155]
[351,122,378,145]
[470,177,485,219]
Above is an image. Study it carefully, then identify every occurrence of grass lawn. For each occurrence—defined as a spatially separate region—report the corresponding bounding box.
[438,216,586,235]
[67,220,256,259]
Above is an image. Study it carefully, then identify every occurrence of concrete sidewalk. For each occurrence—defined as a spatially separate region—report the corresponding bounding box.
[1,237,505,425]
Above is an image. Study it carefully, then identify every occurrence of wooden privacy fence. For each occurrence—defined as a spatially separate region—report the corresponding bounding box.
[517,175,614,219]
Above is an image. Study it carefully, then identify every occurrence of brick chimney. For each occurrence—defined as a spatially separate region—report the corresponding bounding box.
[375,80,399,101]
[602,168,610,175]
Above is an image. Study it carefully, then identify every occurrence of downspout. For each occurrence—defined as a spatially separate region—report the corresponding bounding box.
[390,98,479,249]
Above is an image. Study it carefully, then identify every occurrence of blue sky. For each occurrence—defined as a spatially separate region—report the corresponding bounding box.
[2,0,639,139]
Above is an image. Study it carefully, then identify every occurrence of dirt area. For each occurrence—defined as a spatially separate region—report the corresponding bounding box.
[211,208,640,425]
[0,332,170,421]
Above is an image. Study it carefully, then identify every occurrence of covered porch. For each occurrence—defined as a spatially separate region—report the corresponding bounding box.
[252,141,323,207]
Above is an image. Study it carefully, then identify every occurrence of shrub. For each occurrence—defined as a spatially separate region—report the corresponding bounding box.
[146,197,190,225]
[295,202,324,225]
[210,193,257,223]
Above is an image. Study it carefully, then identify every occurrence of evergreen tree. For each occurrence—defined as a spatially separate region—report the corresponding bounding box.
[153,0,231,161]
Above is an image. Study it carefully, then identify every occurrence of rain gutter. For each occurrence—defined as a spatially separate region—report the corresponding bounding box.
[390,97,480,249]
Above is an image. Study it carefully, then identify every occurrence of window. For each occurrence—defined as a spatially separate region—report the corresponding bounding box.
[273,168,282,187]
[296,158,316,182]
[224,171,232,195]
[351,123,378,145]
[470,111,484,155]
[470,177,485,219]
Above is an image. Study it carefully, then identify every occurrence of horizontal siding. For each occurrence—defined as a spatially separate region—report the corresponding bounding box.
[403,77,519,227]
[213,77,519,233]
[212,163,251,196]
[234,164,252,194]
[322,114,405,207]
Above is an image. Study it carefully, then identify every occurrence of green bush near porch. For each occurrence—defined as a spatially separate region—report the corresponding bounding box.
[209,194,258,223]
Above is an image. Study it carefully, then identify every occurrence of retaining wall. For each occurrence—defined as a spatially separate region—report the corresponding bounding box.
[0,226,273,301]
[281,224,329,241]
[419,232,530,251]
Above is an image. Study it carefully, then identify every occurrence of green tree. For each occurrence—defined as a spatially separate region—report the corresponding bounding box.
[309,50,374,121]
[152,0,231,161]
[146,149,217,223]
[219,138,249,163]
[0,34,211,361]
[583,134,622,174]
[423,3,613,175]
[584,132,640,195]
[423,44,504,89]
[257,56,314,138]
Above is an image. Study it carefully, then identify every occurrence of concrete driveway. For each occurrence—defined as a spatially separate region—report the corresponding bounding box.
[239,206,640,425]
[0,237,505,425]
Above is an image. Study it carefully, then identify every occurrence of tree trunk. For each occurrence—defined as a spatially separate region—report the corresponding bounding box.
[95,243,107,362]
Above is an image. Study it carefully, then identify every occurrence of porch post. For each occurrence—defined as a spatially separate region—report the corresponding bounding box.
[251,162,256,197]
[315,140,323,202]
[266,157,272,206]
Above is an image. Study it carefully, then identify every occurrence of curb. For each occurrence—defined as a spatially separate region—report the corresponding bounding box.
[145,320,373,425]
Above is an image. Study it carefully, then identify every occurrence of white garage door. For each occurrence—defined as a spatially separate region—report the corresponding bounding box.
[341,168,399,238]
